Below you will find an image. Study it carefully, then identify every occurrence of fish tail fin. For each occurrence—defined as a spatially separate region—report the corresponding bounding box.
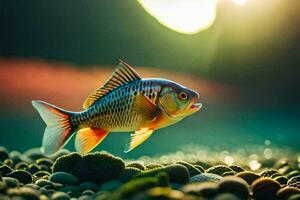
[32,100,78,155]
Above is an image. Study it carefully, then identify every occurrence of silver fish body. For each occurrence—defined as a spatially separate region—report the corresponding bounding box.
[72,79,165,131]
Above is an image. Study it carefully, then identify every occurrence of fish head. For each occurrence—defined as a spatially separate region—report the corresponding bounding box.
[158,81,202,119]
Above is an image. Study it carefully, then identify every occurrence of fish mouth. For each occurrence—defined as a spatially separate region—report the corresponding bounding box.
[190,92,202,111]
[190,102,202,111]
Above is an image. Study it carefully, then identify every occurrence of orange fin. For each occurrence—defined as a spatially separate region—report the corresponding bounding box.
[32,100,77,155]
[82,61,141,109]
[124,128,154,153]
[75,127,109,153]
[133,93,159,121]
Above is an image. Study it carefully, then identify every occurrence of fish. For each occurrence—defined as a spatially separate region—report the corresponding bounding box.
[32,61,202,154]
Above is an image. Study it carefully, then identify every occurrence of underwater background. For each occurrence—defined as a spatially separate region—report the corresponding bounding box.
[0,0,300,159]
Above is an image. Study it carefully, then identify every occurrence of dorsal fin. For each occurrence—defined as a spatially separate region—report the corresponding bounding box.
[83,60,142,109]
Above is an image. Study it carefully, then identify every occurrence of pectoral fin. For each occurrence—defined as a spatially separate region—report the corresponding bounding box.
[132,93,160,121]
[124,128,154,153]
[75,127,109,153]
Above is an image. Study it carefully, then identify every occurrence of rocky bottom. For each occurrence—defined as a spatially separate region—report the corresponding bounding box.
[0,146,300,200]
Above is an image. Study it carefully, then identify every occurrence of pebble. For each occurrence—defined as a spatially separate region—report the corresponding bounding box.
[50,172,79,186]
[190,173,223,183]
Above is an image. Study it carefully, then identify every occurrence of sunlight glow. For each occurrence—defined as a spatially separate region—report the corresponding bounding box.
[232,0,247,5]
[224,156,235,165]
[137,0,218,34]
[138,0,248,34]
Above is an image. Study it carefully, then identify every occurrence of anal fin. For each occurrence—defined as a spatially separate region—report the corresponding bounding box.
[124,128,154,153]
[75,127,109,153]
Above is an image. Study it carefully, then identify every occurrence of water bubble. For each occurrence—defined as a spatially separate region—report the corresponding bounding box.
[264,148,272,159]
[264,139,271,146]
[249,160,261,170]
[224,156,235,165]
[249,154,258,161]
[220,151,229,157]
[159,155,170,165]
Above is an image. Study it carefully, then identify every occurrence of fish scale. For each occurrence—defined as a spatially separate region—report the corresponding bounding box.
[74,80,161,131]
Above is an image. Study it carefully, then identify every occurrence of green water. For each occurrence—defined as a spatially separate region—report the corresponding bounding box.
[1,102,299,159]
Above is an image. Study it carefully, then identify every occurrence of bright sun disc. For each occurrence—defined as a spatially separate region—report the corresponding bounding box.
[138,0,247,34]
[138,0,218,34]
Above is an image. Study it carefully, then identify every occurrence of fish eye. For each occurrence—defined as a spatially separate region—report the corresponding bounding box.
[178,91,188,101]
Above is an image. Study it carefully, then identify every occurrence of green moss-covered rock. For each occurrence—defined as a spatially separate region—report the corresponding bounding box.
[24,183,40,190]
[7,170,33,184]
[78,181,99,192]
[194,161,210,170]
[222,171,236,177]
[117,167,142,182]
[52,152,82,173]
[24,148,45,161]
[0,180,7,192]
[274,176,288,185]
[175,161,202,176]
[15,162,29,170]
[218,176,250,199]
[81,189,95,196]
[194,165,205,173]
[260,169,279,177]
[0,165,13,176]
[50,172,79,186]
[19,187,40,200]
[181,182,219,197]
[0,149,9,162]
[287,171,300,179]
[50,149,71,161]
[190,173,223,183]
[100,180,123,191]
[72,152,125,184]
[213,193,242,200]
[110,173,169,200]
[288,193,300,200]
[6,188,21,196]
[271,173,281,179]
[35,179,55,189]
[51,191,71,200]
[146,164,163,170]
[36,158,54,169]
[288,176,300,186]
[0,194,10,200]
[42,188,56,196]
[164,164,190,184]
[206,165,233,176]
[135,164,189,184]
[235,171,260,185]
[289,183,300,189]
[2,177,19,188]
[126,162,146,170]
[141,187,188,200]
[252,177,281,200]
[33,170,51,179]
[3,159,13,167]
[27,164,40,174]
[229,165,244,173]
[276,187,300,200]
[59,186,81,197]
[279,166,294,176]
